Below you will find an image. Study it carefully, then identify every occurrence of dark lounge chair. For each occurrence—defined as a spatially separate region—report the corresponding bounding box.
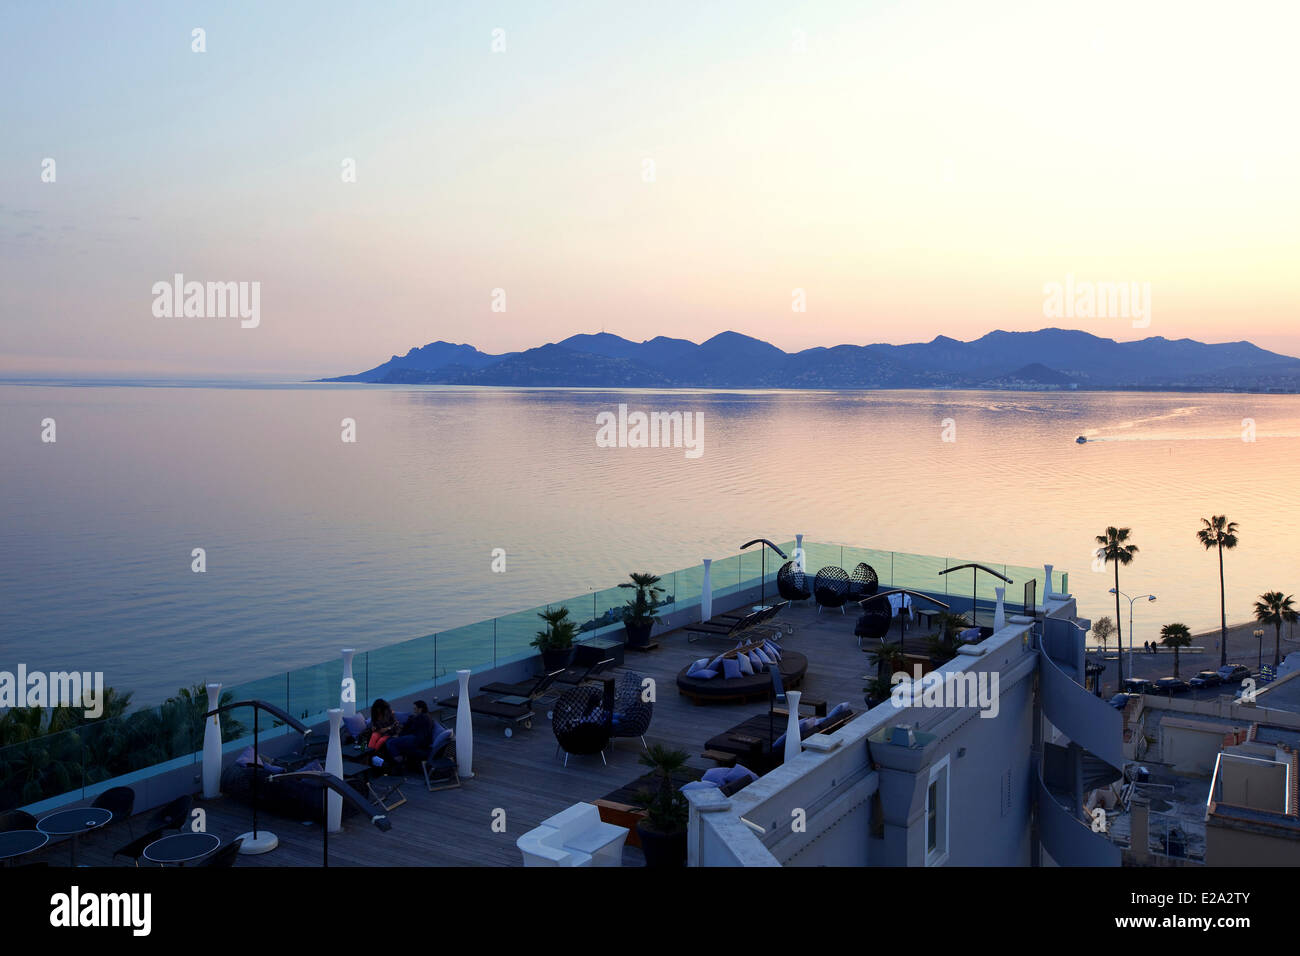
[704,705,859,774]
[848,563,880,599]
[113,826,168,867]
[777,561,811,603]
[610,671,653,750]
[553,645,618,688]
[92,785,137,839]
[436,689,536,736]
[552,685,612,767]
[686,607,765,643]
[198,838,243,867]
[421,723,461,792]
[0,810,38,833]
[478,668,565,699]
[148,794,192,833]
[813,566,850,614]
[855,596,893,648]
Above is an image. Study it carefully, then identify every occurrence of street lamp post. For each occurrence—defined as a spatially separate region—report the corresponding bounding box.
[1110,588,1156,685]
[1254,629,1265,672]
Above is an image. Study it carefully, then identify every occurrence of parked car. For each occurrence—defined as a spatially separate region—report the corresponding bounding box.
[1153,677,1189,694]
[1188,670,1222,688]
[1122,677,1152,694]
[1107,692,1137,710]
[1218,664,1251,682]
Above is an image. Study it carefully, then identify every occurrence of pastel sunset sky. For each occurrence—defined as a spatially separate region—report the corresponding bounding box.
[2,0,1298,378]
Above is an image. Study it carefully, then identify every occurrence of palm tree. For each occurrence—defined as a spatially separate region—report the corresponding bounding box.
[1253,591,1298,669]
[867,641,907,683]
[1196,516,1240,668]
[1096,527,1139,683]
[1158,623,1193,678]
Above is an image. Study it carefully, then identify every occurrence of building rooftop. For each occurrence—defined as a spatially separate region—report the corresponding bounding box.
[27,601,884,868]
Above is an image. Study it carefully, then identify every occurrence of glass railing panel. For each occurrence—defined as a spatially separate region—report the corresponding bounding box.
[891,551,948,596]
[225,672,290,716]
[706,554,744,600]
[0,727,84,810]
[841,546,894,592]
[426,622,495,684]
[592,584,628,635]
[802,542,842,575]
[364,632,441,704]
[287,658,342,723]
[675,563,705,610]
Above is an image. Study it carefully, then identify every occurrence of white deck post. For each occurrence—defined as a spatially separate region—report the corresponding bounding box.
[456,669,475,778]
[202,682,222,798]
[702,559,713,620]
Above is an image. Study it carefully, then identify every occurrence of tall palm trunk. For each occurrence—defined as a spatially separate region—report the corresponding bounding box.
[1275,622,1283,669]
[1173,645,1180,678]
[1218,543,1227,667]
[1114,563,1124,683]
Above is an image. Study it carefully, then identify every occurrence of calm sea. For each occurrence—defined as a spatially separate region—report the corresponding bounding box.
[2,384,1298,706]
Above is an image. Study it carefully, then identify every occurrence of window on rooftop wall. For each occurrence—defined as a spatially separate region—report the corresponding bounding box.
[926,755,950,866]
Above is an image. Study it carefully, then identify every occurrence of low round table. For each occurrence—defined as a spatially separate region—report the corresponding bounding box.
[143,831,221,866]
[38,807,112,866]
[0,830,49,866]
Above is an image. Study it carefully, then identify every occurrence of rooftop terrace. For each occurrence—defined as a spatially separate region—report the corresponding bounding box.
[26,600,889,867]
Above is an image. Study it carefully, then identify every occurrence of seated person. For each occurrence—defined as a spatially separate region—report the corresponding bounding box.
[376,700,435,767]
[357,698,399,762]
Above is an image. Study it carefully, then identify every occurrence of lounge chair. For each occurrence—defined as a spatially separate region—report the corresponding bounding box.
[704,704,859,773]
[609,671,653,750]
[91,785,137,840]
[148,794,192,833]
[855,596,893,648]
[553,645,617,688]
[198,838,243,867]
[848,563,880,599]
[777,561,811,602]
[421,722,461,792]
[0,810,38,833]
[478,668,566,699]
[813,566,850,614]
[436,688,537,737]
[686,607,764,643]
[552,685,612,766]
[113,826,173,866]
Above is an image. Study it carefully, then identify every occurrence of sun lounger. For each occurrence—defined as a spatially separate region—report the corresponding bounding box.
[436,691,537,736]
[479,668,565,699]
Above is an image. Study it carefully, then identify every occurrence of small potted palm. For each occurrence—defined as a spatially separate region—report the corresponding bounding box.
[531,606,577,672]
[926,612,971,666]
[620,572,665,649]
[863,675,895,709]
[635,744,690,867]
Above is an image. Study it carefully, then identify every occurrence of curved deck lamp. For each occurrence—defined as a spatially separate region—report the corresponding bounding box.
[938,563,1013,630]
[741,539,789,608]
[269,770,392,867]
[202,699,311,855]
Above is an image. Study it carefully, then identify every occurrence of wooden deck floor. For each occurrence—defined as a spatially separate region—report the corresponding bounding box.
[31,603,881,867]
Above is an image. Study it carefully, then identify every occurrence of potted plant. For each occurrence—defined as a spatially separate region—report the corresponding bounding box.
[634,744,690,867]
[531,606,577,672]
[863,675,895,709]
[619,572,665,649]
[926,612,971,666]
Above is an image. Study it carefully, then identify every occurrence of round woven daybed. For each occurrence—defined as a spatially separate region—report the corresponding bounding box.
[676,649,808,705]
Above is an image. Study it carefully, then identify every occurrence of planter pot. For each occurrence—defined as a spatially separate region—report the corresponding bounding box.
[624,620,654,649]
[540,646,574,672]
[635,822,687,867]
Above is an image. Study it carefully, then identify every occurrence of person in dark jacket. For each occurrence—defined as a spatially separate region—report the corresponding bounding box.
[376,700,435,767]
